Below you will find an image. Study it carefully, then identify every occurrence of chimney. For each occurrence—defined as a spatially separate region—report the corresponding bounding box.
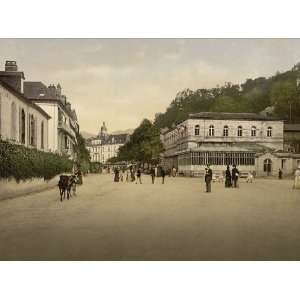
[48,84,57,98]
[66,102,71,111]
[0,60,25,93]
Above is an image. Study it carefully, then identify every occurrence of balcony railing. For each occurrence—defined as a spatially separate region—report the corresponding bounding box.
[58,120,76,139]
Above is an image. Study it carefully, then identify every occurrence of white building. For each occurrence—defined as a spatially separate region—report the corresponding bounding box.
[161,112,300,177]
[24,82,79,159]
[0,62,50,151]
[87,122,130,164]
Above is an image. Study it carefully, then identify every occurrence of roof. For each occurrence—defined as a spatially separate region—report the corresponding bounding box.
[0,79,51,119]
[188,112,282,121]
[23,81,51,99]
[24,81,78,122]
[86,133,130,146]
[0,71,25,79]
[284,124,300,132]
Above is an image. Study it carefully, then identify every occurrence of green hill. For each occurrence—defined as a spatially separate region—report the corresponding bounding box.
[154,63,300,129]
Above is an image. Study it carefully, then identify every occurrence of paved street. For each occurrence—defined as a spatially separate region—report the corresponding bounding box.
[0,174,299,260]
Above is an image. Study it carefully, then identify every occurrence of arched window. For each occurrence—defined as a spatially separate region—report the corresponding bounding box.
[267,126,272,137]
[20,109,26,144]
[264,159,272,175]
[0,94,2,137]
[223,125,229,137]
[41,121,44,149]
[237,126,243,137]
[11,102,17,140]
[209,125,214,137]
[30,114,35,146]
[194,125,200,136]
[251,126,256,137]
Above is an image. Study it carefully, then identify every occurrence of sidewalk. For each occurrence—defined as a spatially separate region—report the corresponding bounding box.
[0,176,59,201]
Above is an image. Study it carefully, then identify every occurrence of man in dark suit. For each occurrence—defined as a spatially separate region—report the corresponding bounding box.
[205,165,212,192]
[231,165,240,188]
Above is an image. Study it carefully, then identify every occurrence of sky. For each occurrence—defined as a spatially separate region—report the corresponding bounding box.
[1,39,300,134]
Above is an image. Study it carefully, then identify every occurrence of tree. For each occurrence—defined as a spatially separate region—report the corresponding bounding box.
[74,132,91,173]
[271,80,300,122]
[117,119,163,165]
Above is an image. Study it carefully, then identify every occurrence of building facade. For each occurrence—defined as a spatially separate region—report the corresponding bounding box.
[24,82,79,159]
[87,122,130,164]
[0,62,50,151]
[161,112,300,177]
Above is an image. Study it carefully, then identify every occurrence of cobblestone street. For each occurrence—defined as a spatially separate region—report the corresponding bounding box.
[0,174,299,260]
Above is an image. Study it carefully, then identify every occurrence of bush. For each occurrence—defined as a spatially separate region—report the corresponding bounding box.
[0,140,73,181]
[90,162,103,173]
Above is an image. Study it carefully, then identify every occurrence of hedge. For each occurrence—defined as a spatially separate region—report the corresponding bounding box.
[0,140,73,181]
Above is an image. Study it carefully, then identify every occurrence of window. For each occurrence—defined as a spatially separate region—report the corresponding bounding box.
[209,125,214,136]
[0,94,1,136]
[65,135,68,149]
[267,126,272,137]
[194,125,200,136]
[20,109,26,144]
[237,126,243,137]
[11,102,17,140]
[251,126,256,137]
[223,125,229,137]
[41,121,44,149]
[29,114,35,146]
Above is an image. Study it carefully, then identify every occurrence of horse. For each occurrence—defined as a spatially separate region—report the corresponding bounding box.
[58,175,78,201]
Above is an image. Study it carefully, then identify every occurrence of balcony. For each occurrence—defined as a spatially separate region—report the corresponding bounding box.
[58,120,76,139]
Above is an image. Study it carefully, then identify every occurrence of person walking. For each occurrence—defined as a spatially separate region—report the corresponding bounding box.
[150,167,156,184]
[205,165,212,192]
[231,165,240,188]
[293,167,300,189]
[136,168,142,184]
[278,168,283,180]
[225,165,232,187]
[114,168,119,182]
[161,167,166,184]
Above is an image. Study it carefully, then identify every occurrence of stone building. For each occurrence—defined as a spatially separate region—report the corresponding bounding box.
[161,112,300,177]
[23,81,79,159]
[86,122,130,164]
[0,62,50,151]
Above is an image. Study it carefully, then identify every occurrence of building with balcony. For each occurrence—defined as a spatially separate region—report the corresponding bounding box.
[161,112,300,177]
[23,81,79,159]
[0,62,50,151]
[86,122,130,164]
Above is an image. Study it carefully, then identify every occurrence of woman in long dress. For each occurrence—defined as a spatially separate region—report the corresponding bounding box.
[293,168,300,189]
[225,165,232,188]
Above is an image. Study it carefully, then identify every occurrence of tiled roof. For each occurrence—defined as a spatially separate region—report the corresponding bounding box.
[0,79,51,119]
[23,81,51,99]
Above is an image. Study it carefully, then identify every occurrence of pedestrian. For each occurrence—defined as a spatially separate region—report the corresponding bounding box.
[125,168,130,182]
[136,168,142,184]
[150,167,156,184]
[114,168,119,182]
[231,165,240,188]
[293,167,300,189]
[246,171,253,183]
[161,167,166,184]
[172,166,177,177]
[278,168,283,180]
[225,165,232,188]
[205,165,212,192]
[130,166,135,182]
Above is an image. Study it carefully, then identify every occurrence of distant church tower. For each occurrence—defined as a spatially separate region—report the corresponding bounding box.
[99,121,108,138]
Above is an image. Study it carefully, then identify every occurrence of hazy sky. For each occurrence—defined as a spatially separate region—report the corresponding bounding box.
[1,39,300,134]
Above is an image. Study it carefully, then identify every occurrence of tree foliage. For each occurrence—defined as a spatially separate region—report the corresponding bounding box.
[154,65,300,129]
[116,119,163,164]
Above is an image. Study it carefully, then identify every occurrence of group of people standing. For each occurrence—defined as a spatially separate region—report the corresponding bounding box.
[205,164,240,192]
[113,165,142,184]
[150,166,166,184]
[113,165,167,184]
